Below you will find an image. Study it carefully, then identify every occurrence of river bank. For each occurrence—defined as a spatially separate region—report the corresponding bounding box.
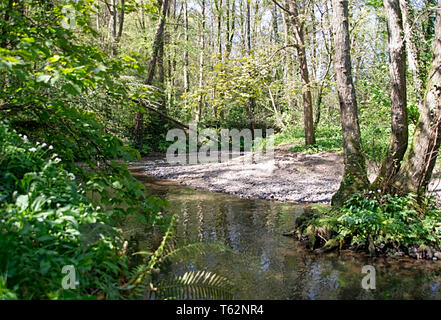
[129,146,441,204]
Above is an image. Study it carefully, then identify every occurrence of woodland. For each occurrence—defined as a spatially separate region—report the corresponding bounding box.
[0,0,441,299]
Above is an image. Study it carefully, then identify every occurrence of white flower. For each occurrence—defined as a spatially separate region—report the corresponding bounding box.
[36,142,40,145]
[41,143,47,148]
[28,147,37,152]
[68,173,76,180]
[54,157,61,162]
[49,145,53,150]
[22,135,28,142]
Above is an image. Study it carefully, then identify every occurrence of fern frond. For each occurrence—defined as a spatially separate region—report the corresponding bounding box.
[148,270,236,300]
[124,216,176,294]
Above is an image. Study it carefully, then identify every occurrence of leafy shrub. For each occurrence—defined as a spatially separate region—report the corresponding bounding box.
[0,120,129,299]
[331,193,441,249]
[0,120,173,299]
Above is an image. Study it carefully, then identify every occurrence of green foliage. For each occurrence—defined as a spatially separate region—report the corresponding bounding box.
[325,193,441,249]
[185,52,279,130]
[0,119,175,299]
[0,0,174,299]
[148,270,236,300]
[0,121,127,299]
[360,125,390,164]
[285,126,343,153]
[0,276,17,300]
[273,124,389,166]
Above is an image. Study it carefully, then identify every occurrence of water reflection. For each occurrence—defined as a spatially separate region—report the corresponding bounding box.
[127,169,441,300]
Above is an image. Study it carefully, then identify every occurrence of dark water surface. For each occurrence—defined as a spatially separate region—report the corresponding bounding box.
[127,168,441,299]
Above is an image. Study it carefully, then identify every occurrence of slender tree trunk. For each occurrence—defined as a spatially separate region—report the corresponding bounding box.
[314,86,323,129]
[399,0,424,112]
[281,3,291,82]
[269,87,286,129]
[246,0,251,51]
[331,0,369,206]
[286,0,315,145]
[197,0,206,123]
[183,0,189,101]
[392,10,441,197]
[116,0,125,43]
[225,0,235,57]
[240,0,246,51]
[248,97,256,140]
[245,0,254,138]
[226,0,231,55]
[112,0,117,40]
[272,3,279,44]
[134,0,169,151]
[375,0,408,188]
[215,0,223,57]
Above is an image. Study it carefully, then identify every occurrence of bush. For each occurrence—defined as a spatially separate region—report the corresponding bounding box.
[322,193,441,251]
[0,120,173,299]
[0,120,131,298]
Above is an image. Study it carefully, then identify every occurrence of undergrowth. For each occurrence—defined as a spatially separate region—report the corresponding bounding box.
[294,193,441,257]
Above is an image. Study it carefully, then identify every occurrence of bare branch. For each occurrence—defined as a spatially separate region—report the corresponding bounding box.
[270,0,293,15]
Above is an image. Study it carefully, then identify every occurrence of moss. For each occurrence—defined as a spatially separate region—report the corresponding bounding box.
[317,238,340,253]
[305,225,317,249]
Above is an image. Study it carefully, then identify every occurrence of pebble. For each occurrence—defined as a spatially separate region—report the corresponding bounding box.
[139,150,346,203]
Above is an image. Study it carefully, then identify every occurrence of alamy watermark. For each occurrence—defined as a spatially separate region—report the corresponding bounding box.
[166,122,275,165]
[361,265,376,290]
[61,265,79,290]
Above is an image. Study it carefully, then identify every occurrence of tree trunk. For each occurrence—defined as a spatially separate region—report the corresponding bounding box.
[374,0,408,188]
[399,0,424,112]
[196,0,206,123]
[215,0,223,57]
[272,3,279,44]
[392,10,441,197]
[281,2,291,82]
[134,0,169,151]
[116,0,125,44]
[246,0,251,51]
[331,0,369,206]
[248,97,256,140]
[286,0,315,145]
[225,0,236,57]
[184,0,189,96]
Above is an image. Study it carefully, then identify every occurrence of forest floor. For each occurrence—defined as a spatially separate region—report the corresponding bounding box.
[132,145,441,204]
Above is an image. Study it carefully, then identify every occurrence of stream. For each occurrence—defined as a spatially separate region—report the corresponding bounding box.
[126,167,441,299]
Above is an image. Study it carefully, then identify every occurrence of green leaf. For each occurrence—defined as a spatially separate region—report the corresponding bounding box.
[40,260,51,276]
[62,83,82,95]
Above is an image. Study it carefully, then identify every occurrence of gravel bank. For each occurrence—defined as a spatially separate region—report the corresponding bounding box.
[130,148,345,203]
[129,147,441,204]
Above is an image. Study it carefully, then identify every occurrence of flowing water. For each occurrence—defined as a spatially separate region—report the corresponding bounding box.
[126,167,441,299]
